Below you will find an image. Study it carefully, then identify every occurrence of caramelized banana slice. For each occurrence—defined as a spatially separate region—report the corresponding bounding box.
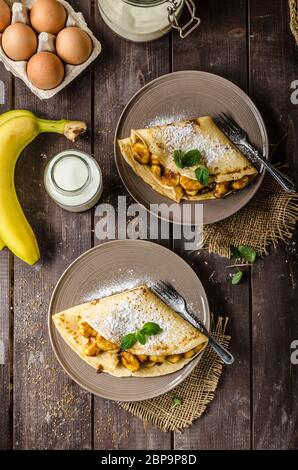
[149,355,167,363]
[96,335,119,351]
[121,352,141,372]
[137,354,148,363]
[180,176,203,191]
[184,343,205,359]
[185,189,199,197]
[142,361,156,368]
[78,320,97,338]
[162,169,180,187]
[166,354,181,364]
[83,337,100,356]
[231,176,250,190]
[151,164,162,177]
[184,349,196,359]
[214,181,230,198]
[132,142,150,164]
[151,154,160,165]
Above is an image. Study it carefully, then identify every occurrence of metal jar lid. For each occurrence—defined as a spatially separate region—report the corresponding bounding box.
[167,0,200,38]
[123,0,201,38]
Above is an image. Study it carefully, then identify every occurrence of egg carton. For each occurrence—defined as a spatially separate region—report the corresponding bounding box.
[0,0,102,99]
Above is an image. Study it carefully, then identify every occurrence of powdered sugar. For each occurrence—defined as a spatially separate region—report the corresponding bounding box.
[160,123,232,168]
[83,278,139,303]
[87,286,193,352]
[146,113,187,128]
[78,268,202,354]
[99,290,170,344]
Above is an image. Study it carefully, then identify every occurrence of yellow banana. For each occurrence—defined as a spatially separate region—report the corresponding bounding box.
[0,110,38,251]
[0,110,86,265]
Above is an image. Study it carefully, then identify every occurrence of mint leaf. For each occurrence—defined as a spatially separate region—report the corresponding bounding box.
[174,149,202,169]
[121,323,163,350]
[141,322,163,336]
[232,271,244,285]
[231,245,256,263]
[172,397,182,407]
[237,245,257,263]
[121,333,137,350]
[181,149,201,167]
[174,150,184,168]
[136,331,146,345]
[195,166,209,186]
[230,246,241,259]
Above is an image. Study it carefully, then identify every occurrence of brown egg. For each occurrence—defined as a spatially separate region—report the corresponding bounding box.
[0,0,11,32]
[27,52,65,90]
[2,23,37,61]
[30,0,67,35]
[56,27,93,65]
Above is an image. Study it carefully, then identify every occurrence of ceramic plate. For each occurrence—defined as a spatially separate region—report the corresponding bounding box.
[48,240,210,402]
[115,71,269,225]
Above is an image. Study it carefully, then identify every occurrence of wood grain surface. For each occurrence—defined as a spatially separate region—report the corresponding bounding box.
[249,0,298,450]
[92,5,171,450]
[172,0,251,450]
[0,69,12,450]
[0,0,297,450]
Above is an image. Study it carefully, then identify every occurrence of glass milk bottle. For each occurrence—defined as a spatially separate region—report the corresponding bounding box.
[97,0,200,42]
[44,150,103,212]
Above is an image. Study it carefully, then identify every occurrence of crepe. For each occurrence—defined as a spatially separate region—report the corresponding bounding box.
[52,285,208,377]
[117,116,258,202]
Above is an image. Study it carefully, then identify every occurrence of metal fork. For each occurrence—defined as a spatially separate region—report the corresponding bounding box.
[150,281,234,365]
[215,113,296,193]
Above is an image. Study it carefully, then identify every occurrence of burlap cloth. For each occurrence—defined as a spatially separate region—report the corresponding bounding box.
[203,174,298,258]
[119,316,230,432]
[289,0,298,44]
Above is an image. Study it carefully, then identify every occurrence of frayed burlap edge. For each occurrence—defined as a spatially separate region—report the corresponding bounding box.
[289,0,298,44]
[203,175,298,258]
[118,315,230,433]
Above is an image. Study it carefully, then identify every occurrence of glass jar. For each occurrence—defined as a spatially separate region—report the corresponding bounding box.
[44,150,103,213]
[97,0,200,42]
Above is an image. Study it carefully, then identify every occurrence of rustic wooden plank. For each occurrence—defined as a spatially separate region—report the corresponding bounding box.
[12,0,93,450]
[0,66,12,450]
[172,0,251,449]
[249,0,298,449]
[92,8,172,450]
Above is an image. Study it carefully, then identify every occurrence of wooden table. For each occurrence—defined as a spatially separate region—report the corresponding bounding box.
[0,0,297,450]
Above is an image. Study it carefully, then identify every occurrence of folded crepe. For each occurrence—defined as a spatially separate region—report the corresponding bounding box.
[53,285,208,377]
[117,116,258,202]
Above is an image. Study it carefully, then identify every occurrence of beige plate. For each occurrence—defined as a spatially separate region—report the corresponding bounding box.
[115,71,269,225]
[48,240,210,402]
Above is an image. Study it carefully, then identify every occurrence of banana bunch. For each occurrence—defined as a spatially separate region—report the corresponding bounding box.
[0,110,87,265]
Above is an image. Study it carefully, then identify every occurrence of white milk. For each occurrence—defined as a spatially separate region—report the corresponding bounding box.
[44,151,103,212]
[97,0,184,42]
[53,156,90,192]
